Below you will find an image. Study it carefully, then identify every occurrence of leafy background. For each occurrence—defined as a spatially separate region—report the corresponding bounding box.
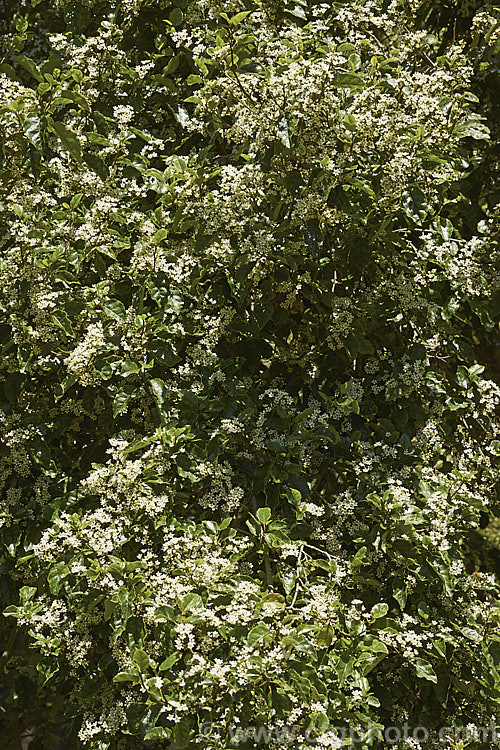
[0,0,499,747]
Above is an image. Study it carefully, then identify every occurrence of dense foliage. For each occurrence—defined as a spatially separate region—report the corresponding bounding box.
[0,0,499,747]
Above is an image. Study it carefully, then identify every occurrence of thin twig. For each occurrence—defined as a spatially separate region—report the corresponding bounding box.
[303,543,334,559]
[0,625,18,674]
[290,546,304,608]
[251,493,273,587]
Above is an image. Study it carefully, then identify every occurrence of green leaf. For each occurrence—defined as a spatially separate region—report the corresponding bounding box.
[133,649,150,672]
[19,586,37,602]
[414,658,438,683]
[153,228,169,243]
[113,387,134,417]
[316,625,334,648]
[169,7,183,26]
[256,506,271,525]
[362,635,389,654]
[24,115,42,149]
[4,373,26,404]
[262,592,285,607]
[54,373,78,402]
[180,389,198,408]
[370,603,388,619]
[348,53,361,71]
[453,119,490,140]
[154,605,176,621]
[230,10,251,25]
[47,564,69,595]
[145,727,171,740]
[343,113,357,131]
[159,653,181,671]
[369,639,388,654]
[120,359,140,377]
[436,675,450,705]
[282,570,297,596]
[432,638,447,658]
[51,309,74,335]
[286,4,306,19]
[61,89,90,111]
[173,716,191,749]
[104,600,116,621]
[468,364,485,380]
[392,582,407,611]
[246,518,258,535]
[149,380,166,417]
[333,73,363,87]
[180,593,203,612]
[247,623,271,648]
[456,365,469,389]
[113,669,141,683]
[337,42,356,53]
[308,712,329,733]
[359,653,387,675]
[83,152,109,180]
[146,339,180,367]
[103,299,127,321]
[351,546,367,567]
[3,606,21,618]
[430,559,453,597]
[337,656,355,686]
[460,627,482,643]
[15,54,43,82]
[50,120,82,163]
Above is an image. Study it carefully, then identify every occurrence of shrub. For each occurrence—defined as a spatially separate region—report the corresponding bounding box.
[0,0,499,748]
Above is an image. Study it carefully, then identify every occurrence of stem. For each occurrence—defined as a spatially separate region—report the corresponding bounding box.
[0,624,18,674]
[251,493,273,587]
[303,543,334,559]
[290,546,304,608]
